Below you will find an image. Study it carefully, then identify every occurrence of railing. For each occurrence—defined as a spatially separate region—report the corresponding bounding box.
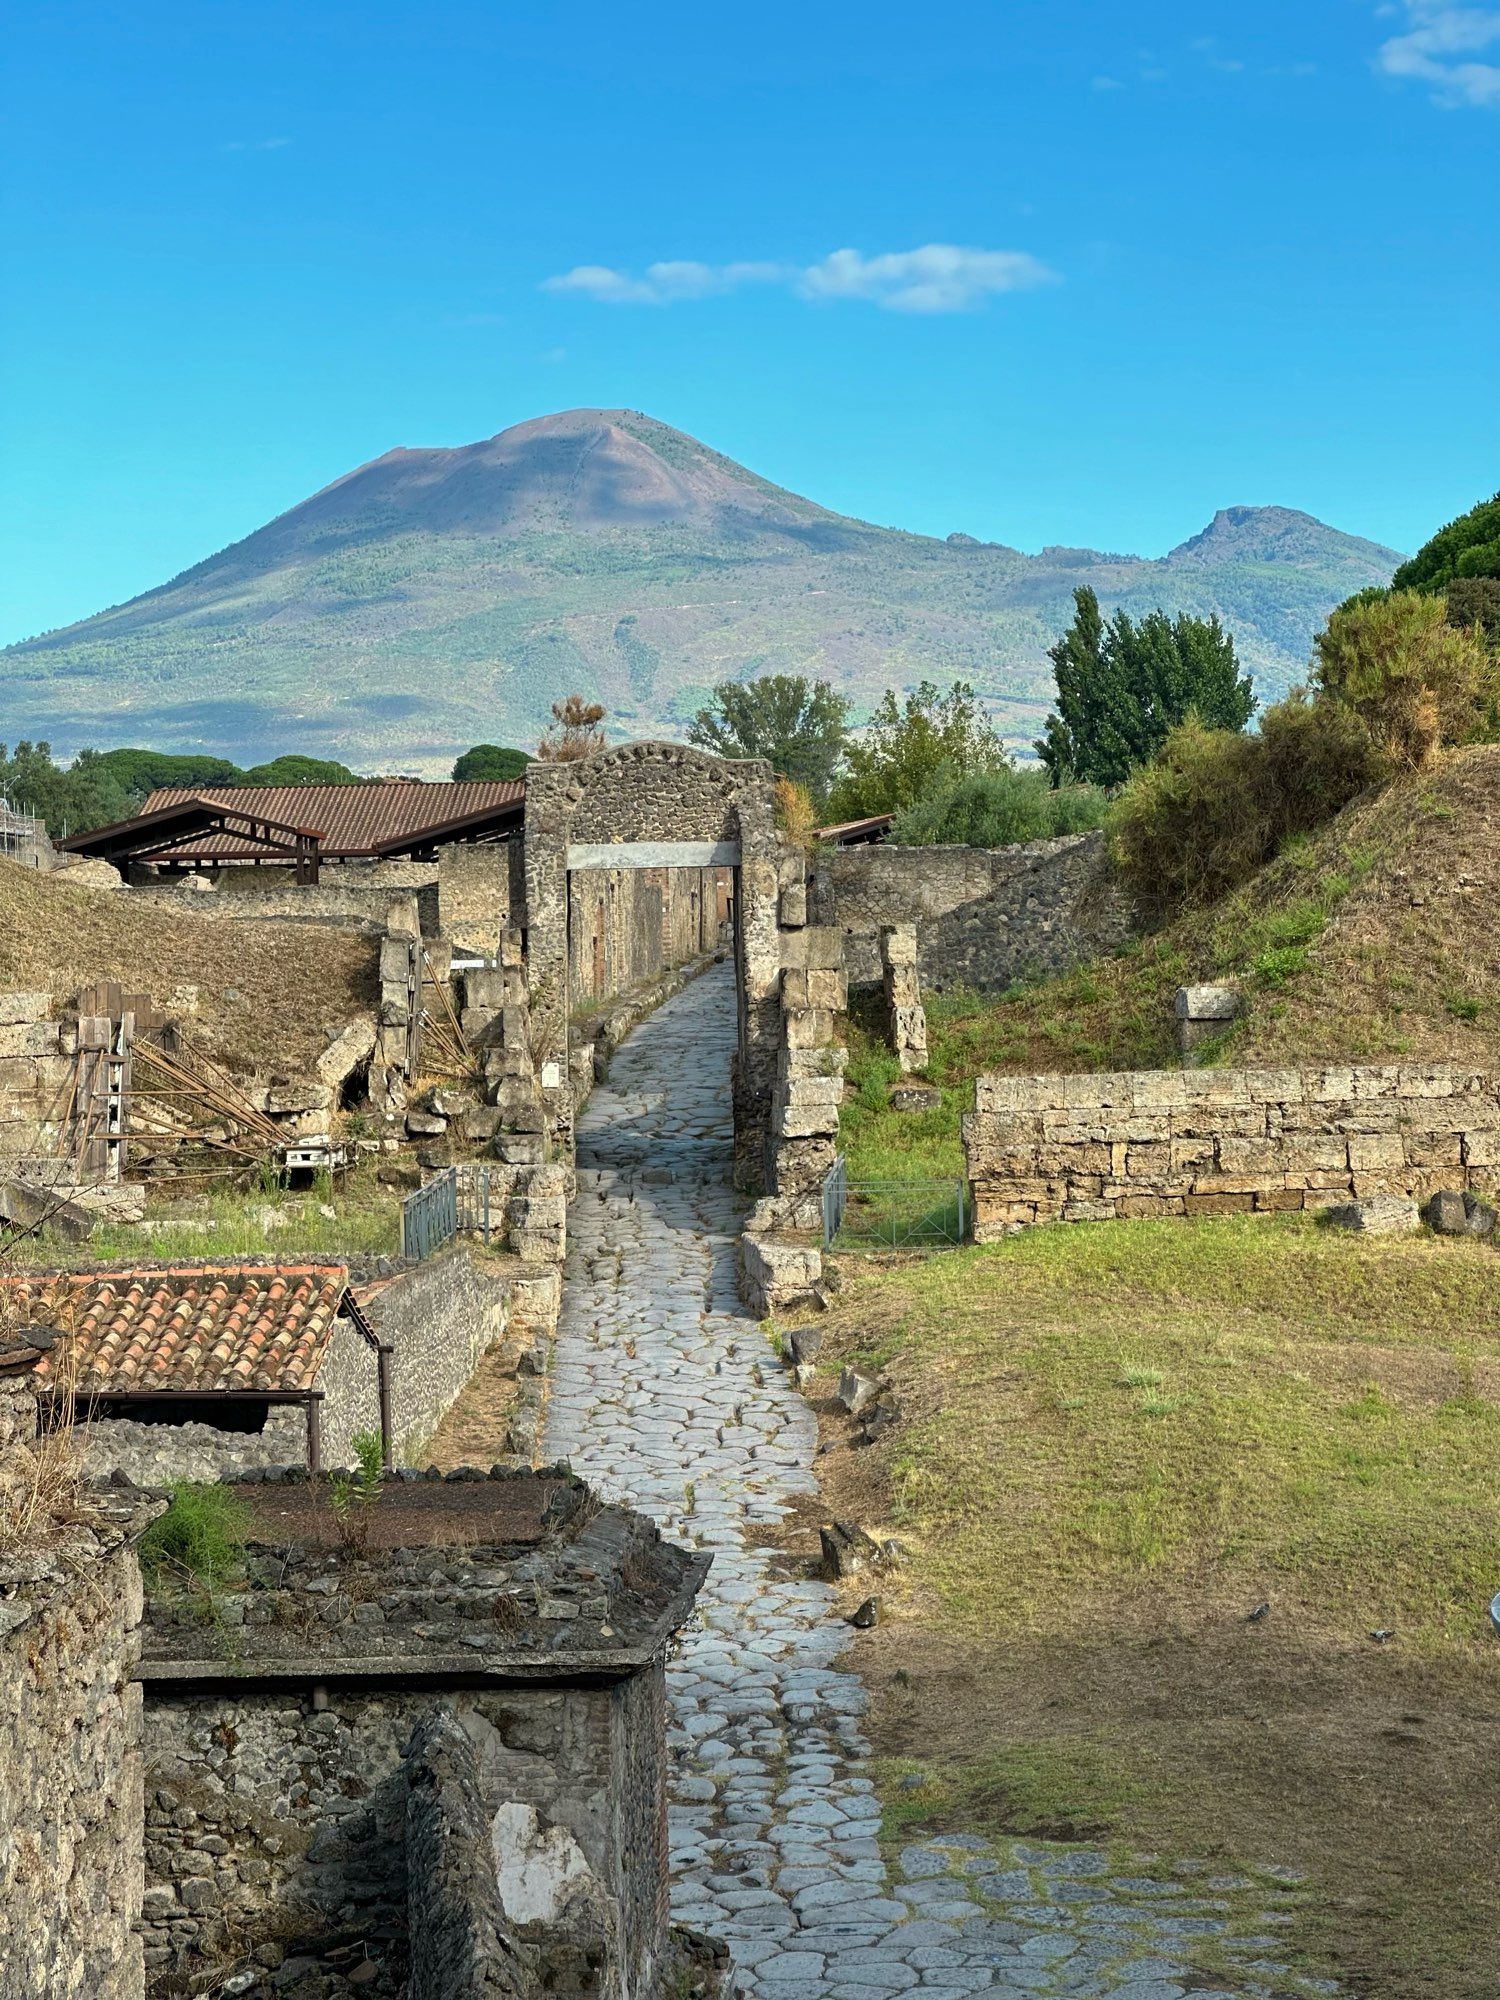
[400,1166,459,1261]
[457,1166,496,1246]
[821,1156,967,1251]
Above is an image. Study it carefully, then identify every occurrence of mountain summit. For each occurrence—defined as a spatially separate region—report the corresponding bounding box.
[1,411,1402,770]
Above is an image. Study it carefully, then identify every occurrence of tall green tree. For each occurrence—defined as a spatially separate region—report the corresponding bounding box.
[826,680,1002,821]
[237,754,361,786]
[1036,587,1255,788]
[0,741,132,836]
[1392,490,1500,594]
[452,743,529,782]
[687,674,850,806]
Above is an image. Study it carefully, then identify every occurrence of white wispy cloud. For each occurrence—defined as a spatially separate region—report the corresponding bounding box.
[1377,2,1500,106]
[543,244,1056,314]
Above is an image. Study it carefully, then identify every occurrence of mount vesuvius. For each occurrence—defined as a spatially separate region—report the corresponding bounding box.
[0,409,1402,771]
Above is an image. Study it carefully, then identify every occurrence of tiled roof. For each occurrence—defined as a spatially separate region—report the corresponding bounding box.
[137,780,524,860]
[0,1265,349,1395]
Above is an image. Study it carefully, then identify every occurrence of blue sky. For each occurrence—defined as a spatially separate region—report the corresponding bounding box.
[3,0,1497,646]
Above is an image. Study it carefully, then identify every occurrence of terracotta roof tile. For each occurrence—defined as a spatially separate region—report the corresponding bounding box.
[136,780,524,860]
[0,1264,349,1396]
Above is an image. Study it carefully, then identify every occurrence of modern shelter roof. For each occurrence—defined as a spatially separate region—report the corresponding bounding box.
[0,1264,351,1395]
[60,779,525,866]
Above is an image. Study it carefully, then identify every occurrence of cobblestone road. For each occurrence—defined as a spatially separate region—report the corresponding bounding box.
[543,964,1336,2000]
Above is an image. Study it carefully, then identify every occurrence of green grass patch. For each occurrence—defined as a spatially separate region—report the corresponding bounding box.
[138,1480,251,1597]
[9,1179,401,1268]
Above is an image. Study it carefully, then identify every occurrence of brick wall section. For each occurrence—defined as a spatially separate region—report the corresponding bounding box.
[811,829,1137,991]
[964,1061,1500,1235]
[0,1381,146,2000]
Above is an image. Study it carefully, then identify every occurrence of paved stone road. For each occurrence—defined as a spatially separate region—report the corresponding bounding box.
[543,964,1338,2000]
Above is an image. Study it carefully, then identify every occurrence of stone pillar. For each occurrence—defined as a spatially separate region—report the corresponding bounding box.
[1174,983,1240,1059]
[769,928,848,1230]
[881,924,928,1075]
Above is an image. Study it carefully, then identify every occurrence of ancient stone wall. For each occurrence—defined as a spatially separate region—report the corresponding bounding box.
[75,1405,309,1485]
[359,1247,511,1462]
[880,925,927,1074]
[129,861,442,936]
[403,1706,532,2000]
[811,830,1138,991]
[566,864,728,1011]
[0,989,74,1159]
[964,1061,1500,1236]
[524,744,781,1189]
[0,1381,146,2000]
[437,842,522,957]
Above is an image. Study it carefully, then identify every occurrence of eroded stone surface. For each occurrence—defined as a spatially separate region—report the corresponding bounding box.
[543,964,1342,1999]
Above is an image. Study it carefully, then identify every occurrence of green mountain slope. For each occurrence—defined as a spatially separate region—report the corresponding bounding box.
[0,409,1402,772]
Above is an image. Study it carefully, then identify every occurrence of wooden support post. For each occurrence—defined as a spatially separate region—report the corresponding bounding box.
[306,1394,323,1475]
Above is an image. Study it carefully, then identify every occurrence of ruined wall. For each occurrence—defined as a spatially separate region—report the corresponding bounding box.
[811,829,1138,991]
[129,861,442,936]
[0,989,74,1159]
[524,744,780,1187]
[75,1404,309,1485]
[0,1381,145,2000]
[566,864,728,1011]
[965,1060,1500,1236]
[404,1707,532,2000]
[360,1247,511,1462]
[438,842,522,957]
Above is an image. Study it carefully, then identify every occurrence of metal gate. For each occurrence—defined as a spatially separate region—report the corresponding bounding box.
[821,1156,967,1251]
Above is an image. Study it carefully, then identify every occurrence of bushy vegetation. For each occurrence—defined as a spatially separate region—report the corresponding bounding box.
[1037,587,1255,788]
[451,742,528,781]
[687,673,851,806]
[0,739,364,836]
[1311,589,1498,769]
[1108,696,1382,907]
[138,1480,250,1594]
[889,765,1106,848]
[1392,489,1500,594]
[826,680,1002,822]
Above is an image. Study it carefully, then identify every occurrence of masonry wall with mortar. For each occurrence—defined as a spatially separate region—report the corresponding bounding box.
[361,1246,512,1462]
[137,1479,704,1998]
[0,1378,146,2000]
[566,864,729,1011]
[880,925,927,1075]
[0,989,76,1160]
[811,829,1138,992]
[964,1061,1500,1235]
[524,745,782,1191]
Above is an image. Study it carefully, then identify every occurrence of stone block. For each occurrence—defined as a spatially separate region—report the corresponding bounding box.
[462,968,510,1011]
[783,1007,836,1049]
[1462,1130,1500,1167]
[1174,984,1240,1021]
[0,1021,60,1058]
[778,883,808,929]
[1425,1188,1468,1235]
[1327,1194,1418,1234]
[379,935,414,983]
[1347,1131,1407,1173]
[0,992,50,1026]
[265,1079,333,1115]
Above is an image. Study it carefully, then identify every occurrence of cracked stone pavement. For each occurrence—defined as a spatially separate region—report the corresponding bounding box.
[541,963,1340,2000]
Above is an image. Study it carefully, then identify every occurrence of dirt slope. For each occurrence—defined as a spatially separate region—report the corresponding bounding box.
[0,860,377,1074]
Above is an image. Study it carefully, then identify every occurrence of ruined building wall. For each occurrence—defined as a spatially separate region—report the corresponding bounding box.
[0,1381,146,2000]
[0,989,73,1160]
[360,1247,511,1462]
[965,1061,1500,1236]
[811,829,1138,991]
[566,864,729,1011]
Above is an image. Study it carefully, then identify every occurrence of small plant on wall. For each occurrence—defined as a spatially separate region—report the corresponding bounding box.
[329,1430,385,1552]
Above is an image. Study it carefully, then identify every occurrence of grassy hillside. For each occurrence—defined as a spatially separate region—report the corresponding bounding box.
[842,744,1500,1180]
[0,411,1399,771]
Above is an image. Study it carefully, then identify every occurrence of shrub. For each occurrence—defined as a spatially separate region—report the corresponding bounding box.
[1391,489,1500,594]
[1108,697,1382,908]
[1446,577,1500,648]
[1312,590,1498,768]
[889,766,1106,848]
[137,1481,250,1594]
[775,775,818,845]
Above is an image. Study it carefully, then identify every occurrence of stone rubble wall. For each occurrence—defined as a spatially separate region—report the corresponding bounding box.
[811,829,1137,992]
[964,1060,1500,1235]
[403,1706,534,2000]
[359,1246,512,1463]
[74,1405,309,1486]
[437,841,524,959]
[0,1379,146,2000]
